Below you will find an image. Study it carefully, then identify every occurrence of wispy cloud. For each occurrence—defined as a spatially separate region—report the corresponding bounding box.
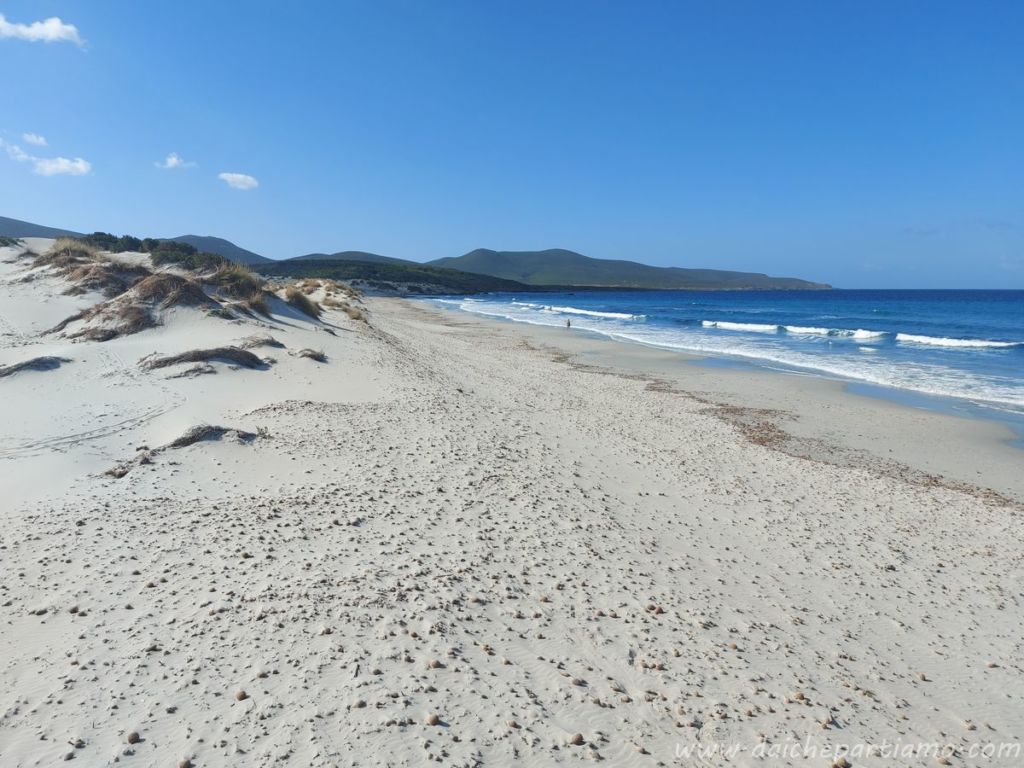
[156,152,196,170]
[218,172,259,190]
[2,139,91,176]
[4,141,30,163]
[33,156,91,176]
[0,13,83,46]
[22,132,47,146]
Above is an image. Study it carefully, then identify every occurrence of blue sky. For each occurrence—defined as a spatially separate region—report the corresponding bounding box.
[1,1,1021,288]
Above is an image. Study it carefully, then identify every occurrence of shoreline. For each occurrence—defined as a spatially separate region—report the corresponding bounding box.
[408,298,1024,502]
[4,266,1024,766]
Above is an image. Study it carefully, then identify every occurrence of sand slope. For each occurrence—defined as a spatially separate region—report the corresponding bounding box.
[1,241,1021,766]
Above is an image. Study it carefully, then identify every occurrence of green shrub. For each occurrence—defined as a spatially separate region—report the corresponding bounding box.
[78,232,144,253]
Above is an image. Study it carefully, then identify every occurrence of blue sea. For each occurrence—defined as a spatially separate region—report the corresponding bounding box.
[428,289,1024,428]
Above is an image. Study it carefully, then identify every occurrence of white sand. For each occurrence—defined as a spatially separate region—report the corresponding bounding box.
[1,241,1022,766]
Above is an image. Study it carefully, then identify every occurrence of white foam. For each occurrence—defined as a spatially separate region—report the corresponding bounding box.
[850,329,887,340]
[895,333,1019,349]
[702,320,780,333]
[544,305,642,320]
[784,325,831,335]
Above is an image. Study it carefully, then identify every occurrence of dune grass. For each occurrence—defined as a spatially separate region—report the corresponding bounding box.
[206,263,270,316]
[212,262,263,297]
[321,296,367,322]
[295,348,327,362]
[141,346,266,371]
[240,334,285,350]
[132,273,212,308]
[34,238,102,271]
[63,261,151,298]
[284,286,322,318]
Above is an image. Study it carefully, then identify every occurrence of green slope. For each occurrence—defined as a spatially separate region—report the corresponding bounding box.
[169,235,270,265]
[0,215,83,239]
[288,250,416,266]
[430,248,830,290]
[260,258,529,294]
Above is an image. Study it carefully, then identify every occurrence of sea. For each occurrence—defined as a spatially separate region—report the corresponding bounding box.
[427,289,1024,437]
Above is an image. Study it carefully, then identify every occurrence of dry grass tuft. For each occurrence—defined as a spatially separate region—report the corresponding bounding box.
[76,305,156,341]
[321,296,367,322]
[241,289,270,316]
[47,303,158,341]
[240,334,285,350]
[211,262,264,298]
[166,424,259,449]
[35,238,102,271]
[133,273,212,308]
[295,348,327,362]
[206,263,270,316]
[283,286,322,318]
[0,356,72,378]
[47,273,215,342]
[32,239,113,288]
[141,346,267,371]
[24,239,151,300]
[63,261,150,298]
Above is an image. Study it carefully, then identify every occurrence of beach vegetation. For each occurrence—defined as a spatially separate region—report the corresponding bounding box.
[141,346,266,371]
[283,286,322,318]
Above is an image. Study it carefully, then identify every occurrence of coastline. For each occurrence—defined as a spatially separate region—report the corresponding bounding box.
[4,276,1024,766]
[410,298,1024,502]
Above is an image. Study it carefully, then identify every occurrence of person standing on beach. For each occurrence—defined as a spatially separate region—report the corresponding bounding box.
[566,318,571,328]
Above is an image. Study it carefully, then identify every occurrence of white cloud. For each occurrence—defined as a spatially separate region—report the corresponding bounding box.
[33,156,91,176]
[218,172,259,190]
[22,132,47,146]
[3,140,30,162]
[0,13,83,46]
[156,152,195,170]
[1,138,91,176]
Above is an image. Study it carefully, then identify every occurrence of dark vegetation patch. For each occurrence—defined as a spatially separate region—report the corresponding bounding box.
[294,348,327,362]
[77,232,229,271]
[263,258,527,294]
[167,424,259,449]
[0,356,71,378]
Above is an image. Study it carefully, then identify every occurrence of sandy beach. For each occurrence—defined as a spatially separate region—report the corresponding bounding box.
[2,240,1022,767]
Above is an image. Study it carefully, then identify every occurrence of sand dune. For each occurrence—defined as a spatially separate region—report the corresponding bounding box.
[1,239,1022,766]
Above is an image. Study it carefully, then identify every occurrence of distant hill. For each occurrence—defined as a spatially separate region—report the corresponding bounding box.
[0,215,83,239]
[430,248,830,290]
[262,258,528,294]
[169,235,270,265]
[289,250,415,266]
